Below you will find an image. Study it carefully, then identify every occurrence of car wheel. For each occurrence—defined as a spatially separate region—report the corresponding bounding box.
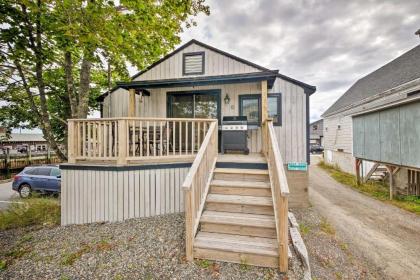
[19,184,32,198]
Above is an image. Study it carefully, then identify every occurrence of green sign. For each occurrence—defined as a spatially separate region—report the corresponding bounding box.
[287,162,307,171]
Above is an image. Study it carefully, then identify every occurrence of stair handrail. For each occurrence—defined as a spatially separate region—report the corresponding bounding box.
[265,119,290,272]
[182,120,218,261]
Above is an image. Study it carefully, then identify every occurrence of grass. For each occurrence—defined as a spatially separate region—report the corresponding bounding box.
[320,218,336,235]
[299,222,311,236]
[60,240,115,266]
[318,161,420,215]
[0,197,60,230]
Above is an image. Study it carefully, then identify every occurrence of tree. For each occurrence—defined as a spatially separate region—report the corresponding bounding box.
[0,0,210,160]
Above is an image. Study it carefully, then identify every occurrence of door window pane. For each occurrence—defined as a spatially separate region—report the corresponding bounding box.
[240,96,260,125]
[194,94,218,119]
[171,95,193,118]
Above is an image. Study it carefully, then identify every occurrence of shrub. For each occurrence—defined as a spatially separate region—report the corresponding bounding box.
[0,197,60,230]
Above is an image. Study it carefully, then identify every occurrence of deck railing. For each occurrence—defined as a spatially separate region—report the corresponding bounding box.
[182,120,218,261]
[67,117,216,164]
[264,119,290,272]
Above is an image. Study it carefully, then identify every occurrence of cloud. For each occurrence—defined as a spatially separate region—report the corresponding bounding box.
[180,0,420,121]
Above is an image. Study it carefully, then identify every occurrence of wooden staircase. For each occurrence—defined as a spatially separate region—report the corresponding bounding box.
[183,120,289,272]
[193,163,281,268]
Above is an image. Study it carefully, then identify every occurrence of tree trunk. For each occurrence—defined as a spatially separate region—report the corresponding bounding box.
[77,56,92,118]
[64,51,78,118]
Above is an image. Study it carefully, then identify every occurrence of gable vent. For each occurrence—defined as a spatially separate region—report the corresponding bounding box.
[183,52,204,75]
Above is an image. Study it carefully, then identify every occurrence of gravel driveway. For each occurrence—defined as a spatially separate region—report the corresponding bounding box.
[0,214,305,280]
[309,156,420,280]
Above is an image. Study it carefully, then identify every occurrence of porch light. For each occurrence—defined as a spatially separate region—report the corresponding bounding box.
[224,93,231,105]
[139,91,143,103]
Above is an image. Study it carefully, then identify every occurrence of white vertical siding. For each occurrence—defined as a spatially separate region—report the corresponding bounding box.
[323,115,353,153]
[134,43,262,81]
[61,165,190,226]
[270,78,307,163]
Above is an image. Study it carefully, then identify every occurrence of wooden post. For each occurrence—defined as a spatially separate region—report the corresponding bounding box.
[68,120,76,163]
[355,158,361,185]
[386,165,394,200]
[184,190,194,261]
[279,195,289,272]
[128,88,136,117]
[117,119,127,164]
[261,80,268,155]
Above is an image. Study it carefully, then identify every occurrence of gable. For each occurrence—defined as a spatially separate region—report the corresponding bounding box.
[133,40,266,81]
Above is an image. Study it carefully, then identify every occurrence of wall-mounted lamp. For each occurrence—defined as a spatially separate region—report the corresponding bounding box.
[139,91,143,103]
[224,93,231,105]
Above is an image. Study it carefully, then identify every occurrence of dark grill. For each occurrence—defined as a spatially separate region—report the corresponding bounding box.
[221,116,249,154]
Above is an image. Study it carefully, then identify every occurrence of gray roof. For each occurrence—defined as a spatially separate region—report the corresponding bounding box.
[5,133,46,142]
[323,44,420,117]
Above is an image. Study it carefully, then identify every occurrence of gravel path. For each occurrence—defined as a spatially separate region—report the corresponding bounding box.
[0,214,304,280]
[308,156,420,280]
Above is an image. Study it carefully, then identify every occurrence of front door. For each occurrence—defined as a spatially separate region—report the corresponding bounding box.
[167,90,221,152]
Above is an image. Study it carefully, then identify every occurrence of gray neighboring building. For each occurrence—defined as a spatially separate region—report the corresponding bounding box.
[309,119,323,147]
[0,133,49,152]
[322,44,420,195]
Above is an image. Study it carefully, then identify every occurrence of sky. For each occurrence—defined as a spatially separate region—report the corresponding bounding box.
[11,0,420,134]
[176,0,420,122]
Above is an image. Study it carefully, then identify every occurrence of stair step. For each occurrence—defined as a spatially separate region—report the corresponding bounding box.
[206,194,272,206]
[213,168,269,182]
[194,232,278,268]
[210,179,271,197]
[201,211,275,227]
[214,168,269,175]
[201,211,276,238]
[206,194,273,215]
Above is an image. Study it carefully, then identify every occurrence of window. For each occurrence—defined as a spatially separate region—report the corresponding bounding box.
[239,95,260,126]
[268,94,282,126]
[50,168,61,177]
[183,52,205,75]
[24,167,37,175]
[239,93,282,126]
[34,167,52,176]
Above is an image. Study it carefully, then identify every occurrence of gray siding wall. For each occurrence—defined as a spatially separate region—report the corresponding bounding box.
[353,101,420,168]
[61,166,190,225]
[134,43,261,81]
[103,78,308,163]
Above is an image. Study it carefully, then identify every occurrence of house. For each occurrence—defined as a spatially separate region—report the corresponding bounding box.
[0,133,49,153]
[60,39,316,270]
[309,119,323,147]
[322,44,420,196]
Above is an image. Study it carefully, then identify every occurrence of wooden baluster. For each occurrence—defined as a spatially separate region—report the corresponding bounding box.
[131,120,135,157]
[166,121,169,156]
[179,121,182,155]
[139,121,143,157]
[103,122,107,158]
[82,122,86,158]
[153,121,156,157]
[185,121,188,154]
[108,122,112,157]
[191,121,195,154]
[197,122,201,151]
[68,121,76,163]
[87,122,91,157]
[146,121,150,157]
[76,122,81,158]
[172,121,176,155]
[160,121,163,157]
